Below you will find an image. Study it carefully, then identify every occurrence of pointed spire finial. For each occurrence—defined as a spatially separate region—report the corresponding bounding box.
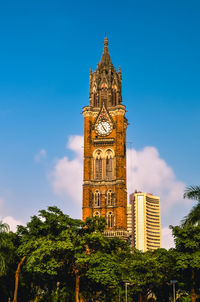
[104,36,108,47]
[98,36,112,70]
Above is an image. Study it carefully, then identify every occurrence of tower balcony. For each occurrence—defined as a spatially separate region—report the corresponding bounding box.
[104,229,128,239]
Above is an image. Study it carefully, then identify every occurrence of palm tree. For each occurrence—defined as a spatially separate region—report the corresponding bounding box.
[182,186,200,226]
[0,220,9,233]
[0,220,10,275]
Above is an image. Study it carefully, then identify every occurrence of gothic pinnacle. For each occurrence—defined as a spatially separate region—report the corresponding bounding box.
[104,36,108,47]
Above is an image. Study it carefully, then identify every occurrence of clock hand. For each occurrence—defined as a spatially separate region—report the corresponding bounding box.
[101,122,106,132]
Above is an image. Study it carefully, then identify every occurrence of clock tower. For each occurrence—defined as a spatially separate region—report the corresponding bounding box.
[82,38,128,238]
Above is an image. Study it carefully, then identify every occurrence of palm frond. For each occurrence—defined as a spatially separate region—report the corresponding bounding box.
[181,203,200,227]
[0,221,9,233]
[183,186,200,201]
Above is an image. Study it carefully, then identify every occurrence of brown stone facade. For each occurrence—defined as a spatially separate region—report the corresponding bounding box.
[82,38,128,237]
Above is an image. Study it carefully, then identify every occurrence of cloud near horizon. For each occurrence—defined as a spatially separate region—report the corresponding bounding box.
[0,197,23,232]
[50,136,83,204]
[50,135,186,248]
[2,216,23,232]
[161,227,175,249]
[127,147,185,211]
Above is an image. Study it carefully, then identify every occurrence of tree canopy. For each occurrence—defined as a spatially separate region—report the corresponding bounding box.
[1,200,200,302]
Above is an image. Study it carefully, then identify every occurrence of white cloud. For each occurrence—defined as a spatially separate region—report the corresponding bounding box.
[51,137,185,212]
[161,227,175,249]
[50,135,83,204]
[2,216,23,232]
[67,135,83,160]
[0,197,23,232]
[34,149,47,162]
[127,146,185,212]
[50,136,187,246]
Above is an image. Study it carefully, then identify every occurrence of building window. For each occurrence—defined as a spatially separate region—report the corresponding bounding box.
[107,211,114,228]
[94,150,103,180]
[106,157,112,179]
[93,190,101,207]
[105,149,114,180]
[95,158,102,180]
[106,190,115,206]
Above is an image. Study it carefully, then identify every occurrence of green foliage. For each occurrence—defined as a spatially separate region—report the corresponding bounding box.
[122,248,176,301]
[179,296,192,302]
[0,222,16,276]
[170,224,200,299]
[0,229,19,302]
[183,186,200,201]
[182,185,200,226]
[2,203,200,301]
[14,207,130,301]
[87,251,122,287]
[17,206,82,276]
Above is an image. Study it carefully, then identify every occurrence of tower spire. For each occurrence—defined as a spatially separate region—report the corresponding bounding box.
[98,37,112,69]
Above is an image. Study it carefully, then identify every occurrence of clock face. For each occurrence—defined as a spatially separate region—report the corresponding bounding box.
[96,121,112,136]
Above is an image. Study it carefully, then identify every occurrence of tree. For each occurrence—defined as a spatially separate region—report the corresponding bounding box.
[122,248,176,302]
[17,206,82,301]
[69,216,130,302]
[16,206,130,302]
[182,186,200,226]
[170,224,200,302]
[84,235,130,301]
[0,223,19,302]
[0,221,10,276]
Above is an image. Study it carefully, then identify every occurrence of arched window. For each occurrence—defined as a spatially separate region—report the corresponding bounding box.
[106,157,112,179]
[93,211,100,217]
[94,150,103,180]
[93,190,101,207]
[95,157,102,180]
[105,149,113,180]
[107,211,114,228]
[106,190,115,206]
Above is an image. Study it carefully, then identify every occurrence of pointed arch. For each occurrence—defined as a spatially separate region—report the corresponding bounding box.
[106,189,115,206]
[112,85,117,106]
[93,190,101,207]
[101,83,108,104]
[105,149,114,180]
[94,149,103,180]
[107,211,114,228]
[93,211,100,217]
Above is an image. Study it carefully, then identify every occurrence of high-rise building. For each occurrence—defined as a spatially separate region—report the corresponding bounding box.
[82,38,128,238]
[128,192,161,251]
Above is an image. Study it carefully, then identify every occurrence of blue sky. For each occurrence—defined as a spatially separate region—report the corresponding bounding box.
[0,0,200,247]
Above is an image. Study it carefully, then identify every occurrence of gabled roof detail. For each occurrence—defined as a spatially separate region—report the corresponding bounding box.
[93,101,115,128]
